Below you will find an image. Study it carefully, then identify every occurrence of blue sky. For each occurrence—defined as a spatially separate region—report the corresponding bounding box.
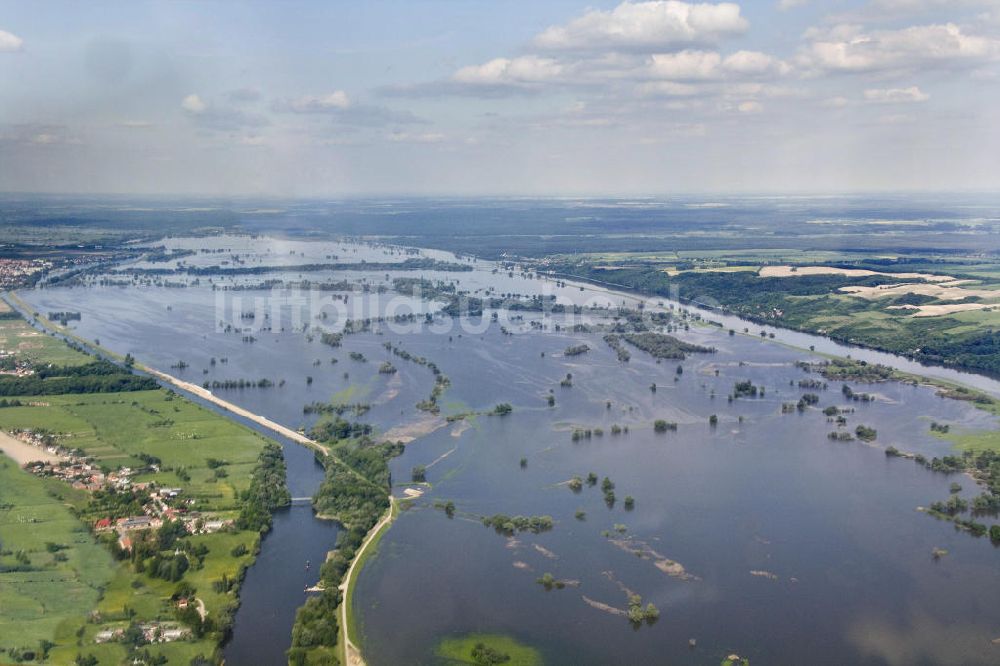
[1,0,999,195]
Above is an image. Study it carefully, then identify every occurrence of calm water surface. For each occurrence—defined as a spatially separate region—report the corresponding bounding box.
[20,237,1000,665]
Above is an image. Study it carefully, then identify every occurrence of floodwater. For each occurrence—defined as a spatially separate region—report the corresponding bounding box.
[20,236,1000,665]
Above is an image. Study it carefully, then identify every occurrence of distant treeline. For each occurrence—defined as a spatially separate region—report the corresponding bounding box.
[47,311,81,325]
[113,257,473,277]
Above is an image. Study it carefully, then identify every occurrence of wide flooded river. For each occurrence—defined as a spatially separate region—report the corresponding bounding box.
[20,235,1000,665]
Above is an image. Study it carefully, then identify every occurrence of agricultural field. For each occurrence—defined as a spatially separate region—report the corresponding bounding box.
[0,456,113,663]
[549,253,1000,374]
[0,391,267,514]
[0,309,282,665]
[0,314,92,368]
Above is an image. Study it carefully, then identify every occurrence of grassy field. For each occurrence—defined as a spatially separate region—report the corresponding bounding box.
[435,633,543,666]
[0,316,92,367]
[0,384,274,665]
[0,391,268,513]
[0,305,284,664]
[934,428,1000,453]
[0,455,114,662]
[51,530,262,665]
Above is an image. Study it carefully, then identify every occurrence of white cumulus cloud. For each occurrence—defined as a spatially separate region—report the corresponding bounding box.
[534,1,748,52]
[0,29,24,52]
[798,22,1000,74]
[648,50,723,80]
[181,94,207,114]
[452,56,564,86]
[863,86,929,103]
[646,49,788,81]
[723,50,790,76]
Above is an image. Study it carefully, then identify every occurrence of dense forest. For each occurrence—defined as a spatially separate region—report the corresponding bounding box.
[0,360,158,396]
[236,443,292,533]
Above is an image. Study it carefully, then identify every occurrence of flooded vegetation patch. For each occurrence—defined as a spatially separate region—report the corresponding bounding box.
[481,514,554,536]
[621,332,715,360]
[435,633,542,666]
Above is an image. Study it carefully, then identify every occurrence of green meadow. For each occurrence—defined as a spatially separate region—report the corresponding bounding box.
[435,633,543,666]
[0,315,92,368]
[0,391,269,514]
[0,309,281,664]
[0,456,113,661]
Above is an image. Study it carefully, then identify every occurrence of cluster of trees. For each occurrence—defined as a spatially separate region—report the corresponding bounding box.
[416,373,451,414]
[287,588,341,661]
[470,642,512,665]
[803,358,897,383]
[911,447,1000,544]
[841,385,875,402]
[798,378,827,390]
[603,334,632,362]
[319,331,342,347]
[653,420,678,433]
[0,372,159,396]
[784,393,820,413]
[572,427,604,441]
[47,311,81,325]
[147,550,190,582]
[602,476,616,506]
[236,443,291,533]
[854,425,878,441]
[312,447,395,536]
[621,333,714,360]
[0,360,158,396]
[310,417,373,441]
[303,401,370,417]
[481,514,554,535]
[84,487,146,521]
[626,594,660,625]
[563,344,590,356]
[537,572,565,591]
[202,378,274,390]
